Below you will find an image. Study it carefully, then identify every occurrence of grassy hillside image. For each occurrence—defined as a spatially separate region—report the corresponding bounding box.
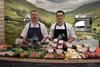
[4,0,100,44]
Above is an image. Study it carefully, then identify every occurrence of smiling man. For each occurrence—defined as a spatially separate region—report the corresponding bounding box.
[21,10,48,43]
[49,10,76,43]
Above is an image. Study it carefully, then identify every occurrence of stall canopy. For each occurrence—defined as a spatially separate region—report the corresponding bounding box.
[75,21,85,27]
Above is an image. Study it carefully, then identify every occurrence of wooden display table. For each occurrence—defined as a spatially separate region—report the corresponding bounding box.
[0,57,100,63]
[0,57,100,67]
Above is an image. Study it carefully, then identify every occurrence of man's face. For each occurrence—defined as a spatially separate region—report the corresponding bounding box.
[56,12,65,23]
[31,11,39,22]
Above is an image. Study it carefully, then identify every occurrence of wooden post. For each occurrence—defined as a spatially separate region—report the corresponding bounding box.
[0,0,4,43]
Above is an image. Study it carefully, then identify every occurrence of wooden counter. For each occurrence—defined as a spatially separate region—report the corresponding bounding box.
[0,57,100,63]
[0,57,100,67]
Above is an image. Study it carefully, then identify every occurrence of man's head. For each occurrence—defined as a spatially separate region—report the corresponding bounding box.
[56,10,65,23]
[31,10,39,23]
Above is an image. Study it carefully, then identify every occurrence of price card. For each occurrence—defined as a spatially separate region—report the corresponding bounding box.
[48,48,54,53]
[57,45,63,49]
[54,39,58,43]
[58,40,63,44]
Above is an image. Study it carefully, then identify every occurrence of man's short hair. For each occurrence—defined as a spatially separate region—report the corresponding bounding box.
[56,10,65,16]
[31,10,38,14]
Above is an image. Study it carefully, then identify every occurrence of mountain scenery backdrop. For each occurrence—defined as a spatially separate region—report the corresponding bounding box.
[4,0,100,44]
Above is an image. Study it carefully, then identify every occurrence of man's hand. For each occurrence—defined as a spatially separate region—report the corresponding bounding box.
[67,37,75,43]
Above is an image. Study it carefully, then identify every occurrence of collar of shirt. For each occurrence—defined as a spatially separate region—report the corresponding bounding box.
[30,21,40,28]
[56,24,65,29]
